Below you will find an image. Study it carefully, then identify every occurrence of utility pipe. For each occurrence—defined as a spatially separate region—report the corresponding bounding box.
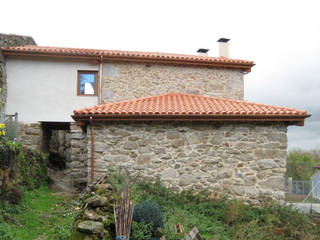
[90,116,95,182]
[98,56,103,105]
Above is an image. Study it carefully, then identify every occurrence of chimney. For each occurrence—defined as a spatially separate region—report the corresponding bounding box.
[217,38,230,58]
[197,48,209,56]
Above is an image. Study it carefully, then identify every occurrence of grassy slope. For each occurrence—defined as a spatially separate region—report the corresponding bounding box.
[0,186,76,240]
[1,177,320,240]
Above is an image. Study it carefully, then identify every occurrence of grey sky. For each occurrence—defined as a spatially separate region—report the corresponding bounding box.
[2,0,319,150]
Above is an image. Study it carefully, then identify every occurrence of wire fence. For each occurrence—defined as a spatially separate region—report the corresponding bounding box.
[285,176,320,203]
[285,178,312,196]
[0,112,18,141]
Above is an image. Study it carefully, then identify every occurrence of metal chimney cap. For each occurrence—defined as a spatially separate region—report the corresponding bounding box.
[197,48,209,53]
[217,38,230,43]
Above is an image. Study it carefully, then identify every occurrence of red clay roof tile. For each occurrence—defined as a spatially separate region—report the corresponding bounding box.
[1,45,254,72]
[72,92,309,125]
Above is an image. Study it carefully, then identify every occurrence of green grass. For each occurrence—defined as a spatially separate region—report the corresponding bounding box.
[0,186,76,240]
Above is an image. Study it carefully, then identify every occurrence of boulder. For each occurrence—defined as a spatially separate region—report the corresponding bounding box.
[86,195,108,207]
[77,221,104,234]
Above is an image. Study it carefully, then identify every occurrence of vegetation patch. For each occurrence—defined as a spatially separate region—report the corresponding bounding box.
[0,138,51,204]
[69,170,320,240]
[0,186,76,240]
[286,150,320,180]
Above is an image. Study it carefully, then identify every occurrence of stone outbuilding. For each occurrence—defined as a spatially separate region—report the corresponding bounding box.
[72,92,309,202]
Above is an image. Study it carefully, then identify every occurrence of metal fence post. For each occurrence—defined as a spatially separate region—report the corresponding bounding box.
[14,112,18,140]
[288,177,293,194]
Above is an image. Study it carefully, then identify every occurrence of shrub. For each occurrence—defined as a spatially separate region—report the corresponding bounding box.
[133,200,164,234]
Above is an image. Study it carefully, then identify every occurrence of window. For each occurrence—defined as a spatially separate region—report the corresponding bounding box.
[77,71,98,96]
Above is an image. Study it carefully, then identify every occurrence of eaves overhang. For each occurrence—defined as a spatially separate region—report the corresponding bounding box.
[72,113,310,127]
[1,45,255,72]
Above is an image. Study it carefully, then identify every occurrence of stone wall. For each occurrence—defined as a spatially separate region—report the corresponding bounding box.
[102,63,244,103]
[0,33,36,105]
[17,122,42,151]
[50,130,71,162]
[87,122,287,203]
[70,123,88,188]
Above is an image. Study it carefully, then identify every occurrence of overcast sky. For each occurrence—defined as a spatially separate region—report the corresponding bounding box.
[2,0,319,150]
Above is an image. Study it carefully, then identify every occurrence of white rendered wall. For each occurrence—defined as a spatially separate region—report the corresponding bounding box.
[5,57,98,123]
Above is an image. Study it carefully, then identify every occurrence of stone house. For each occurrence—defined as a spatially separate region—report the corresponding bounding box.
[0,34,310,202]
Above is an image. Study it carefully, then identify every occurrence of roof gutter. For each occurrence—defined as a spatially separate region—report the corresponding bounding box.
[90,116,95,183]
[98,56,103,105]
[72,113,310,126]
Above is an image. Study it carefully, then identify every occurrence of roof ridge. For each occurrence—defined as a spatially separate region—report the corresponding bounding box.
[74,92,308,116]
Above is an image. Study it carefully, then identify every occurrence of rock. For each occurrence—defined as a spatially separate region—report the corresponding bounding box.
[245,187,258,197]
[86,195,109,207]
[84,210,107,222]
[77,221,104,234]
[25,128,40,135]
[259,176,284,191]
[167,131,180,139]
[244,175,257,186]
[161,168,178,179]
[138,147,152,154]
[123,142,138,150]
[154,148,166,154]
[231,186,245,196]
[136,154,151,164]
[257,159,279,169]
[115,130,131,137]
[218,169,233,178]
[184,132,201,144]
[128,136,139,141]
[172,139,185,148]
[94,143,108,153]
[72,133,83,139]
[179,174,197,186]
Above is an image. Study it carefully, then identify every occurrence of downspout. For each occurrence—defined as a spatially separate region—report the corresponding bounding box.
[98,56,103,105]
[90,116,95,182]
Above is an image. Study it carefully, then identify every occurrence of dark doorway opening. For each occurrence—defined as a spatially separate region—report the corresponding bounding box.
[41,122,71,169]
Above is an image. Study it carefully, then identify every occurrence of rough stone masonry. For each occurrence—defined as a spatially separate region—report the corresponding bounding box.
[81,121,287,203]
[102,63,244,103]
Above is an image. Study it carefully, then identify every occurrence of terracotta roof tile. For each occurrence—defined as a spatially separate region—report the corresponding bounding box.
[1,45,254,72]
[72,92,309,125]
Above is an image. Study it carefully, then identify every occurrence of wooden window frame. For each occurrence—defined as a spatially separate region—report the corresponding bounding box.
[77,70,98,96]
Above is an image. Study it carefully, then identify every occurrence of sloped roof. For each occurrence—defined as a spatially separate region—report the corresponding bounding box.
[72,92,309,126]
[1,45,254,72]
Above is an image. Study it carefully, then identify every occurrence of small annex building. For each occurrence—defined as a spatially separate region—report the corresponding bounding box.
[72,92,309,202]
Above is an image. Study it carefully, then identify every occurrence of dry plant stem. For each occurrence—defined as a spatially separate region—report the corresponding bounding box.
[114,180,134,239]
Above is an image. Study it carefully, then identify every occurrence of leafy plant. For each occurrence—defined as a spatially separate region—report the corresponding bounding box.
[0,223,14,240]
[131,220,153,240]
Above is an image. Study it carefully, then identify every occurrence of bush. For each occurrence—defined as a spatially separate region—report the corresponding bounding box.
[133,200,164,234]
